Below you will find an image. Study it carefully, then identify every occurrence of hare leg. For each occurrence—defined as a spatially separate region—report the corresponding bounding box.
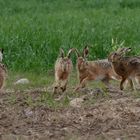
[129,79,136,91]
[124,79,134,90]
[60,80,67,92]
[74,77,89,91]
[120,78,127,90]
[135,74,140,89]
[53,80,61,94]
[124,79,129,89]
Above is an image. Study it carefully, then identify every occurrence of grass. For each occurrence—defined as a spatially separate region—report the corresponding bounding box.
[6,71,54,89]
[0,0,140,72]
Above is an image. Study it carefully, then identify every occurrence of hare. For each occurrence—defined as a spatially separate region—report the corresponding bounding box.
[108,47,140,90]
[0,48,7,91]
[74,46,121,91]
[0,48,4,62]
[0,63,7,90]
[53,48,74,94]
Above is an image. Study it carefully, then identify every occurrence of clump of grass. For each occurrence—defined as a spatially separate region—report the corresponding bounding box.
[23,92,70,108]
[7,94,17,104]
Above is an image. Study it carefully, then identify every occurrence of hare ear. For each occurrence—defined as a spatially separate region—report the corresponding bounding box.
[83,45,89,58]
[74,48,80,57]
[124,47,131,53]
[117,47,131,55]
[116,48,125,53]
[60,48,65,58]
[67,48,75,58]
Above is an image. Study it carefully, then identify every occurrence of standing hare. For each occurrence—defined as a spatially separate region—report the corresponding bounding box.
[74,46,121,91]
[108,47,140,90]
[53,48,74,94]
[0,63,7,90]
[0,48,6,91]
[0,48,4,62]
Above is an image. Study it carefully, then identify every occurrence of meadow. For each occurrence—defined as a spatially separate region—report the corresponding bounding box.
[0,0,140,73]
[1,1,140,139]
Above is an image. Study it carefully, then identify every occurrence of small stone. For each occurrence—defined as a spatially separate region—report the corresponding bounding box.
[24,108,33,117]
[70,98,84,108]
[14,78,29,85]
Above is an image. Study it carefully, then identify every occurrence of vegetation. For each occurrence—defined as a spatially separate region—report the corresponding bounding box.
[1,2,140,138]
[0,0,140,72]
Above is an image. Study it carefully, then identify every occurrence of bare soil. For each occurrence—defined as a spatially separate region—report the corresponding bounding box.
[0,87,140,140]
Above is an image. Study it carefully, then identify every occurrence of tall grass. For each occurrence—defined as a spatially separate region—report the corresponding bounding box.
[0,0,140,72]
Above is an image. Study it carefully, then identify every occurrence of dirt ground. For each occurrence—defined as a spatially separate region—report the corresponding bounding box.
[0,87,140,140]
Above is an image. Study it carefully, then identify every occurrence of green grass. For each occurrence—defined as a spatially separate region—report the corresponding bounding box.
[0,0,140,72]
[6,71,54,89]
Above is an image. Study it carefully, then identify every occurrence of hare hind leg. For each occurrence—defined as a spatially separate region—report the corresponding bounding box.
[120,77,127,90]
[134,75,140,90]
[128,78,136,91]
[135,74,140,85]
[124,79,134,90]
[74,77,89,91]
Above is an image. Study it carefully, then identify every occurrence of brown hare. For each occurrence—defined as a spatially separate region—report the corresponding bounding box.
[0,63,7,90]
[0,48,6,91]
[0,48,4,62]
[108,47,140,90]
[53,48,74,94]
[74,46,121,91]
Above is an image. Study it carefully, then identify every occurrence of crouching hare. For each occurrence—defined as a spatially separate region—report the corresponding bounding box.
[74,46,121,91]
[108,47,140,90]
[53,48,74,94]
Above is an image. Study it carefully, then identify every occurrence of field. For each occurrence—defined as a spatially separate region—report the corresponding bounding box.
[0,0,140,139]
[0,0,140,72]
